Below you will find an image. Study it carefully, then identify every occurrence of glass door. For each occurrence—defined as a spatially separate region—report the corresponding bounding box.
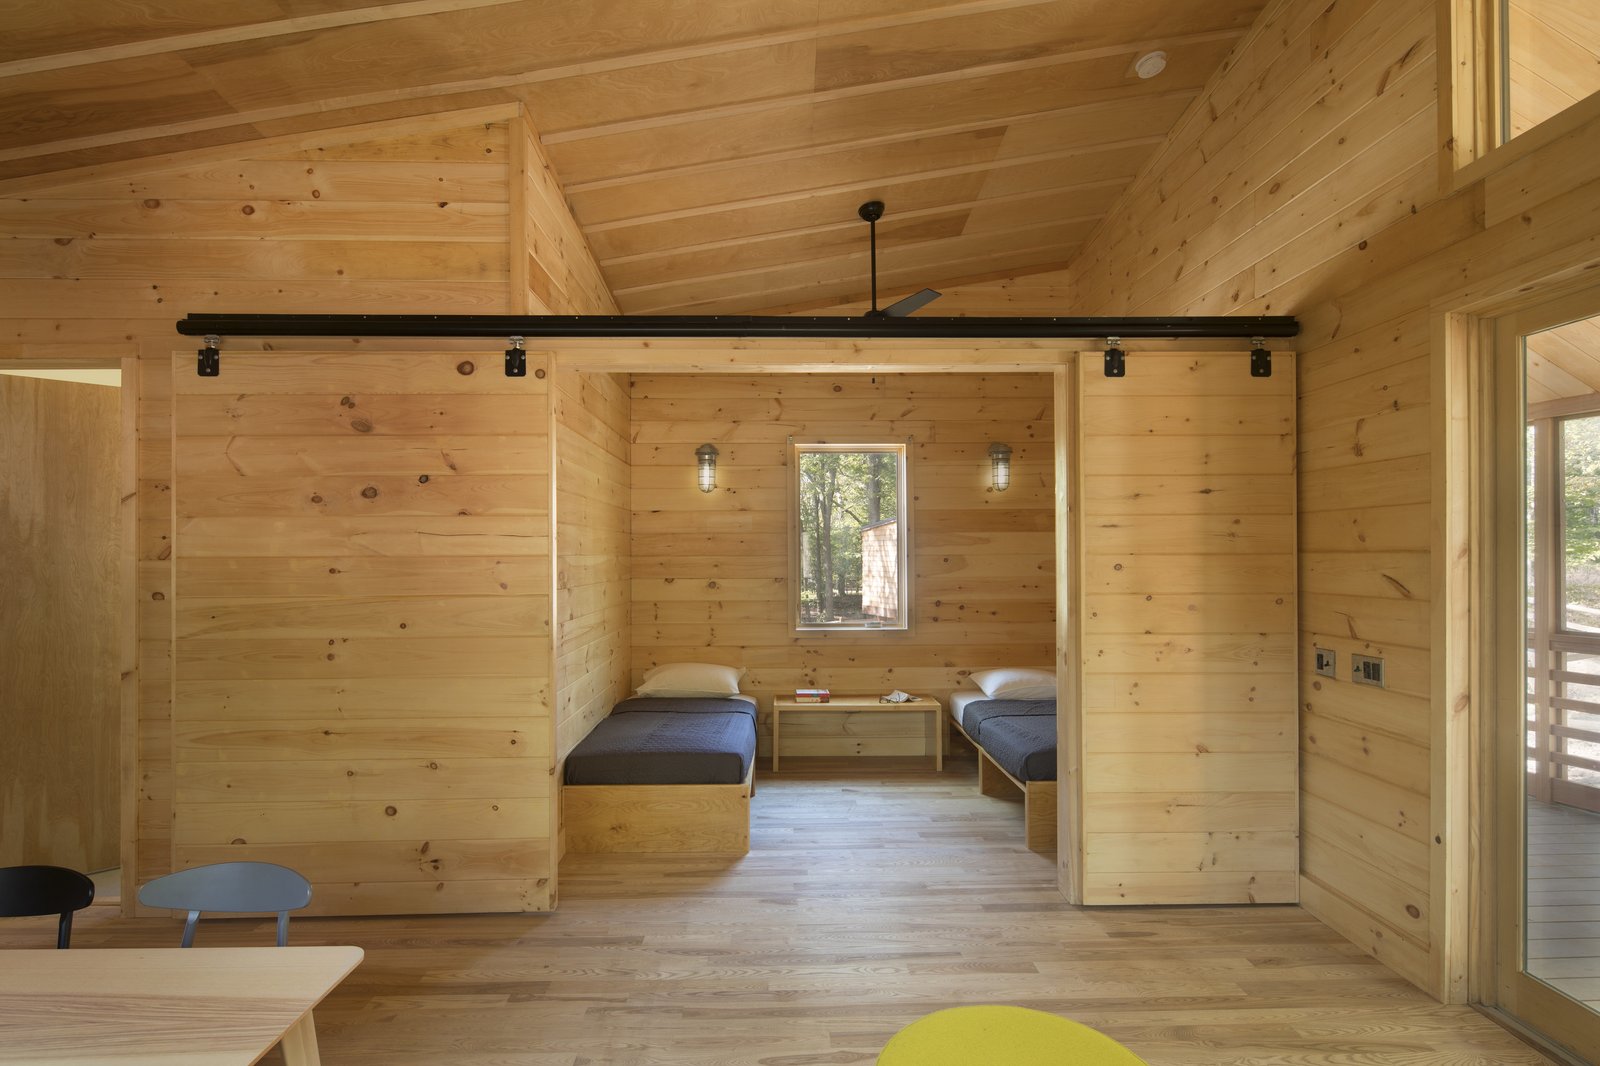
[1490,292,1600,1062]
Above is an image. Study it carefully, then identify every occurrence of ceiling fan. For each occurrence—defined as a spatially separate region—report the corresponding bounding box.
[857,200,942,317]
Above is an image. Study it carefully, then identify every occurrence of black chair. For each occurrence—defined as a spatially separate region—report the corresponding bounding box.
[0,865,96,948]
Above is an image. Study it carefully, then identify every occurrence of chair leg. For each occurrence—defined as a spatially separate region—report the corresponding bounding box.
[56,912,71,950]
[276,912,289,947]
[181,911,200,948]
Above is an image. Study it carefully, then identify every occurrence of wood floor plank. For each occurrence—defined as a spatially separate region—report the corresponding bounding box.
[3,765,1556,1065]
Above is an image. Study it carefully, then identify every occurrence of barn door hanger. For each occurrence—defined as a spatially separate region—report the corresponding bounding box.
[1250,337,1271,377]
[197,334,220,376]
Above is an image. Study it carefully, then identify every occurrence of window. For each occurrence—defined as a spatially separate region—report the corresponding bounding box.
[1445,0,1600,174]
[1503,0,1600,143]
[791,442,909,630]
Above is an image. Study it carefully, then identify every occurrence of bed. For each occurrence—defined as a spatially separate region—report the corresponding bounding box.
[562,695,757,854]
[950,690,1058,853]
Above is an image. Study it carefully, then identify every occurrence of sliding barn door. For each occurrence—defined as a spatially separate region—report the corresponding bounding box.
[169,348,554,915]
[1075,349,1298,904]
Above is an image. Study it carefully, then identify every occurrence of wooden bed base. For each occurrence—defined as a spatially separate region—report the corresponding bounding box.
[563,762,754,855]
[951,715,1057,853]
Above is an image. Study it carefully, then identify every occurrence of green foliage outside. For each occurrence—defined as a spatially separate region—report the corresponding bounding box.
[797,449,899,623]
[1563,416,1600,627]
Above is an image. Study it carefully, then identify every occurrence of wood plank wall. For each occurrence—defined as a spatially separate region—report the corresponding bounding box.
[170,349,555,914]
[629,372,1055,756]
[1075,351,1299,905]
[0,375,121,871]
[512,111,618,317]
[1048,0,1600,998]
[553,370,632,767]
[0,103,613,903]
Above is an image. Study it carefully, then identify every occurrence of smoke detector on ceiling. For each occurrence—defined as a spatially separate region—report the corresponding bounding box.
[1133,50,1168,79]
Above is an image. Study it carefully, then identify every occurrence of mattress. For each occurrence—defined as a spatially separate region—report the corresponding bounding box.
[949,690,989,729]
[563,696,758,785]
[961,698,1056,783]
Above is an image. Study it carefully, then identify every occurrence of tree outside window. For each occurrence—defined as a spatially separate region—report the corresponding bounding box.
[794,444,908,629]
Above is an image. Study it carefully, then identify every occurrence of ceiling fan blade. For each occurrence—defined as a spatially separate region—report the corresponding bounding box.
[883,288,942,317]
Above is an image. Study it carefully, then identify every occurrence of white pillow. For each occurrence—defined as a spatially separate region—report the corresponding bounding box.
[969,667,1056,700]
[635,662,745,698]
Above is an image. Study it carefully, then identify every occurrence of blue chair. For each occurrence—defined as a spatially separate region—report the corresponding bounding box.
[0,865,96,948]
[138,861,312,947]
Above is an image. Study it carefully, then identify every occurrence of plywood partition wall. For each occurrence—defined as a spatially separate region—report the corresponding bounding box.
[169,349,555,915]
[629,372,1056,756]
[1075,350,1298,905]
[0,375,121,871]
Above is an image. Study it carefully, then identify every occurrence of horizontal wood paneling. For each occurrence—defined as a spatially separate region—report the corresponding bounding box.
[1062,0,1443,983]
[553,369,632,782]
[630,372,1055,757]
[0,107,618,905]
[1049,0,1600,998]
[1076,350,1298,906]
[171,348,555,915]
[0,112,529,892]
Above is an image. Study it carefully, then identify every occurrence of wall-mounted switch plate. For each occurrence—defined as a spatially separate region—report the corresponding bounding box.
[1313,647,1336,677]
[1352,654,1385,687]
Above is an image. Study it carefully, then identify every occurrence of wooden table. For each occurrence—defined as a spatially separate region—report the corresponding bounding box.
[770,693,943,772]
[0,945,363,1065]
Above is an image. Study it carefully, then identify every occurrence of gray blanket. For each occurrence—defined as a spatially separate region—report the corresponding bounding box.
[964,699,1056,783]
[563,697,757,785]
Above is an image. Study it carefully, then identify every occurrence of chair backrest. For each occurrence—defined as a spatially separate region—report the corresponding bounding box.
[137,861,312,947]
[0,865,96,948]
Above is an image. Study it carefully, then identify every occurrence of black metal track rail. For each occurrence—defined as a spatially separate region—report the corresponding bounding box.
[177,313,1297,341]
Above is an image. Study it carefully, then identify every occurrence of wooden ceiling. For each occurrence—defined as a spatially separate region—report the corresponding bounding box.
[1528,314,1600,407]
[0,0,1268,314]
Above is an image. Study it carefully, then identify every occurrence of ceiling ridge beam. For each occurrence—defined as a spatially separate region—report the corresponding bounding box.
[563,90,1199,194]
[540,28,1247,143]
[596,179,1131,266]
[583,136,1162,234]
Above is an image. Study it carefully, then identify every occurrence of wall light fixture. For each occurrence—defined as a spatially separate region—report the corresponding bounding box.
[695,443,719,493]
[988,442,1012,492]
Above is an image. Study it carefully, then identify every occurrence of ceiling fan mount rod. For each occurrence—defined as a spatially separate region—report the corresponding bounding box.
[859,200,886,315]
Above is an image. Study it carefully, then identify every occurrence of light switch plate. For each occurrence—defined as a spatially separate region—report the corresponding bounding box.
[1352,653,1385,687]
[1313,647,1336,677]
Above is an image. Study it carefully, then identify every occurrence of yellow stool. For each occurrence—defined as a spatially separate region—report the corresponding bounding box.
[877,1005,1148,1065]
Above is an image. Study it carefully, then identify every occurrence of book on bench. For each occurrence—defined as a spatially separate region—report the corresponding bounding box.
[793,688,830,703]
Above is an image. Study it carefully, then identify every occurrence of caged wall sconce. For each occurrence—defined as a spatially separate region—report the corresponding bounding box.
[695,444,719,493]
[988,442,1012,492]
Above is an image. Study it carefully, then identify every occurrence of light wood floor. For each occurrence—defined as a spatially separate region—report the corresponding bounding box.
[1,762,1559,1065]
[1528,797,1600,1012]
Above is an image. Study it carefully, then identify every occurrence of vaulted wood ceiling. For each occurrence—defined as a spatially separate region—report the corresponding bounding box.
[0,0,1267,314]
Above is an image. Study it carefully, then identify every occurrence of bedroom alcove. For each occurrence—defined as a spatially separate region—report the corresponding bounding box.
[551,338,1299,907]
[157,321,1297,915]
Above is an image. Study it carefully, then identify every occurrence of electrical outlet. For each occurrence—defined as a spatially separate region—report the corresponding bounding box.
[1351,654,1385,687]
[1313,647,1336,678]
